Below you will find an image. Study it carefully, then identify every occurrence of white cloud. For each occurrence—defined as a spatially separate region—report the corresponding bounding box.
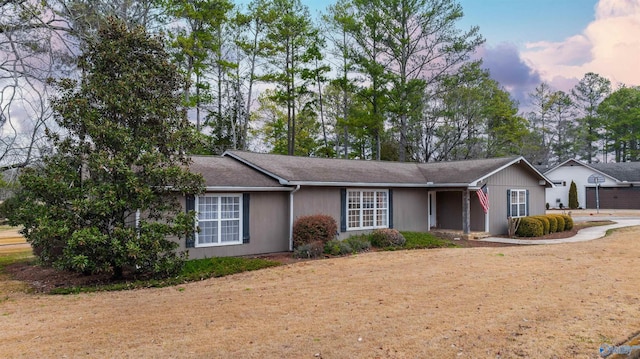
[521,0,640,86]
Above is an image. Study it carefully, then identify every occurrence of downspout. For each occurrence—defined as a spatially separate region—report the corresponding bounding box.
[289,185,301,251]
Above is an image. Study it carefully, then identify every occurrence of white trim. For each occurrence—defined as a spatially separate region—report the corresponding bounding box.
[509,189,527,218]
[195,193,243,247]
[346,189,389,231]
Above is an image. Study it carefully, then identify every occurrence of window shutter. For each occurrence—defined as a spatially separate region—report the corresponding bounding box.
[185,194,195,248]
[388,190,394,229]
[526,189,530,217]
[506,189,511,217]
[243,193,250,244]
[340,188,347,232]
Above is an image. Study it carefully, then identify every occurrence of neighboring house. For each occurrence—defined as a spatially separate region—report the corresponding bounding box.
[181,151,552,259]
[543,159,640,210]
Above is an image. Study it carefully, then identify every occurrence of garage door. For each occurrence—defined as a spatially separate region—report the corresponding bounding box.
[585,187,640,209]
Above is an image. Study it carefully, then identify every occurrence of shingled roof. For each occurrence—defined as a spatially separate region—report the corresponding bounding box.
[189,155,284,189]
[224,151,547,188]
[224,151,425,185]
[589,162,640,183]
[417,156,526,185]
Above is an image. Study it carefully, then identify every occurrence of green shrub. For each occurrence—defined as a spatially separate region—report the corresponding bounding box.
[324,239,353,256]
[344,235,371,252]
[563,215,574,230]
[515,217,544,237]
[293,240,324,259]
[532,216,550,235]
[370,228,406,247]
[293,214,338,249]
[555,215,566,232]
[547,215,558,233]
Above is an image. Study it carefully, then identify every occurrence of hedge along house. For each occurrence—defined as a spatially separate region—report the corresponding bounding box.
[544,159,640,210]
[180,151,553,259]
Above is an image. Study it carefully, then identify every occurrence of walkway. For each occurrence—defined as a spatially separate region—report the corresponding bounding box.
[479,219,640,245]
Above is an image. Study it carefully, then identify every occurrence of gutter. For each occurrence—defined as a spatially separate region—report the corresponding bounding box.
[289,185,301,251]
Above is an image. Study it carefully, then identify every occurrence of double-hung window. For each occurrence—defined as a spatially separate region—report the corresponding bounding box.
[196,194,242,246]
[509,189,527,217]
[347,189,388,230]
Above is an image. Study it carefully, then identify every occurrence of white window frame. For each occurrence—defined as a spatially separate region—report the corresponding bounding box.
[346,189,389,230]
[195,194,243,247]
[510,189,527,217]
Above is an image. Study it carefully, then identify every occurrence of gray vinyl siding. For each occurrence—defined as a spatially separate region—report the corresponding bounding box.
[293,187,429,239]
[486,164,547,235]
[293,187,342,222]
[392,188,429,232]
[179,191,290,259]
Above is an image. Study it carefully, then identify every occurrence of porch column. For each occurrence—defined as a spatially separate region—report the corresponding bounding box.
[462,190,470,234]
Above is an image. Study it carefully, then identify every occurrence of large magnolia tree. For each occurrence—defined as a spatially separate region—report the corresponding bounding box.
[5,19,204,279]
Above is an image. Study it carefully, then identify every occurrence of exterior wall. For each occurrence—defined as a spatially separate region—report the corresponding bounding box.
[294,186,430,240]
[293,187,341,224]
[179,191,290,259]
[544,163,616,209]
[486,164,547,235]
[391,188,429,232]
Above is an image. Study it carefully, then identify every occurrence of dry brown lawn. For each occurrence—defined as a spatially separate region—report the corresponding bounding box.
[2,227,640,358]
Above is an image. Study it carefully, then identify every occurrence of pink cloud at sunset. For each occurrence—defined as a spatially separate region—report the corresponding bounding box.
[521,0,640,87]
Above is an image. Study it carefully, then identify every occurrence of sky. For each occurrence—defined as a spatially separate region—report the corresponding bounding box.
[301,0,640,106]
[456,0,640,104]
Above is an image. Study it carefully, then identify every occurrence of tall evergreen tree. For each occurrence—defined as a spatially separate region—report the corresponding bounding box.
[260,0,318,155]
[598,86,640,162]
[572,72,611,163]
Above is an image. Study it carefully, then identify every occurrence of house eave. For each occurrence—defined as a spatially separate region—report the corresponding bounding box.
[284,181,430,187]
[279,181,476,188]
[204,186,294,192]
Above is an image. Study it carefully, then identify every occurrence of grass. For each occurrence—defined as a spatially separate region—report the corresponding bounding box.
[0,249,34,272]
[401,231,459,249]
[0,249,35,295]
[49,256,281,295]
